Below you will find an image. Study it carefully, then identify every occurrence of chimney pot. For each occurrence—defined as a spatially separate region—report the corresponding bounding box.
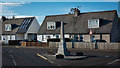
[74,8,80,17]
[1,16,6,22]
[13,15,15,19]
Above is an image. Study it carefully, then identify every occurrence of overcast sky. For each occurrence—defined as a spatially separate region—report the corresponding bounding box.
[0,1,119,25]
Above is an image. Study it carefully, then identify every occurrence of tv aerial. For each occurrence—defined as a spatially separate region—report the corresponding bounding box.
[77,6,82,10]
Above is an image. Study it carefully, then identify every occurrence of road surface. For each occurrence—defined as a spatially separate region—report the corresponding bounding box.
[2,46,54,66]
[2,46,120,67]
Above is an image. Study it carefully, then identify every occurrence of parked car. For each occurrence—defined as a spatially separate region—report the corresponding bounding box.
[92,39,106,43]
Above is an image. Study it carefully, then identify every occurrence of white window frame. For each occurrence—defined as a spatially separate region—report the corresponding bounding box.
[5,24,12,31]
[88,19,99,28]
[47,22,56,30]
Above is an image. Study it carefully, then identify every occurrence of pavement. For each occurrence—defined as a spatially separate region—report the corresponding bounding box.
[2,46,120,67]
[40,53,119,66]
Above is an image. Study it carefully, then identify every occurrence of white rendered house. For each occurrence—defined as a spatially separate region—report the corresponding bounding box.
[37,9,120,42]
[0,16,40,44]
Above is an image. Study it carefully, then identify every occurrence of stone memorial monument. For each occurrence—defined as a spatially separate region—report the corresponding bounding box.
[56,22,69,56]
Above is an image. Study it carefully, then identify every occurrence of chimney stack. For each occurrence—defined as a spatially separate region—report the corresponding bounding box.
[74,8,80,17]
[1,16,6,22]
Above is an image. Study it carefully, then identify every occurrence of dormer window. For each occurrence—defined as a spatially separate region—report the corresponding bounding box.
[47,22,56,30]
[88,19,99,28]
[5,24,12,31]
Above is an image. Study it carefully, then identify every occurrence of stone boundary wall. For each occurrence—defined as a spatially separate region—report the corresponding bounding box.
[49,42,120,49]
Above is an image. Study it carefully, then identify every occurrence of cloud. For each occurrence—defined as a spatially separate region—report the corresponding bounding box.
[0,15,33,19]
[0,2,29,6]
[14,15,34,18]
[1,6,19,15]
[0,2,30,16]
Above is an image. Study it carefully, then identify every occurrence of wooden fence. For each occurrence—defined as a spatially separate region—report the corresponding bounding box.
[21,41,49,47]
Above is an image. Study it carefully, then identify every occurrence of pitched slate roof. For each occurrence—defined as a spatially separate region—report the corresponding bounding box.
[38,10,118,34]
[1,17,35,35]
[16,17,35,34]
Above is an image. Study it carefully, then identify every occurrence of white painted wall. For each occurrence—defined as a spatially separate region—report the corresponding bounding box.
[11,35,15,40]
[37,34,69,42]
[27,18,40,34]
[25,18,40,40]
[16,34,24,40]
[24,33,28,39]
[37,35,42,42]
[1,35,15,44]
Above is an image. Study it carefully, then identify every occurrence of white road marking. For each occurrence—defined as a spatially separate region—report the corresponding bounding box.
[37,54,54,64]
[37,54,48,60]
[9,51,17,66]
[107,59,120,65]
